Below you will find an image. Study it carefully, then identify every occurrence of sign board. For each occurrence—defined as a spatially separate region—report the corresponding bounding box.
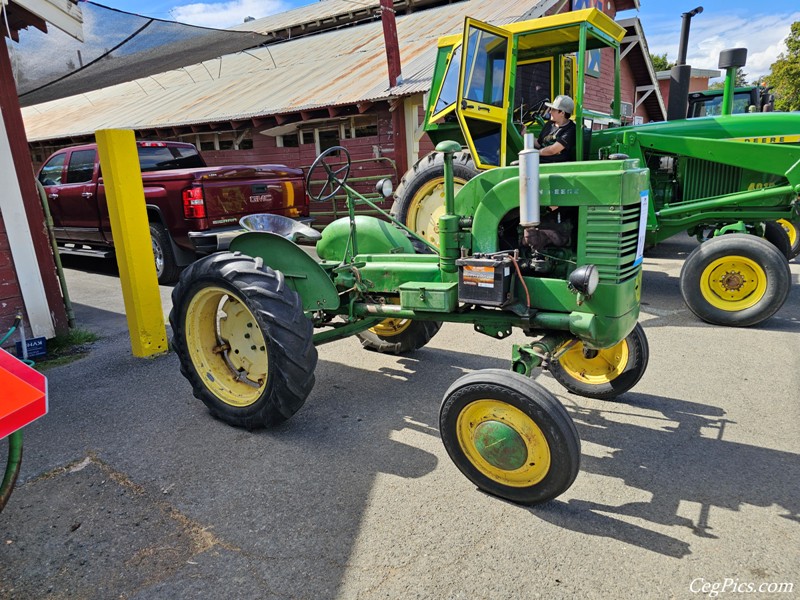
[574,0,604,78]
[0,348,48,439]
[15,336,47,359]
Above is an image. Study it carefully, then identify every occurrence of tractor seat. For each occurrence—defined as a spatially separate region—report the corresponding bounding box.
[239,213,321,243]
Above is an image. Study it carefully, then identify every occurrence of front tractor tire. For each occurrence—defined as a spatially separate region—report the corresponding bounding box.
[680,234,791,327]
[357,318,441,354]
[439,369,580,505]
[390,150,479,247]
[169,252,318,429]
[548,323,649,401]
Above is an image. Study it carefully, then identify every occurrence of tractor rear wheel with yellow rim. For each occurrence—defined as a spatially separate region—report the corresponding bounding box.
[776,218,800,259]
[439,369,580,505]
[548,322,649,401]
[169,252,317,429]
[679,234,791,327]
[390,150,478,248]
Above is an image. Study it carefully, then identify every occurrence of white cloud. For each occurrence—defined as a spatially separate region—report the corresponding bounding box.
[641,10,800,81]
[170,0,290,28]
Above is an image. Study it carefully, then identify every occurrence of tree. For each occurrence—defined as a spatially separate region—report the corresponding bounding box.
[650,52,674,72]
[708,68,748,90]
[765,21,800,111]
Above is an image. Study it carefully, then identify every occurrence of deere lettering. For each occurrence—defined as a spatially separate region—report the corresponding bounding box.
[730,134,800,144]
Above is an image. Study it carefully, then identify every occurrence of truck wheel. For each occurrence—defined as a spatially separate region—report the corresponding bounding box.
[439,369,580,505]
[763,221,792,260]
[390,151,479,247]
[680,234,791,327]
[548,323,649,401]
[357,318,442,354]
[776,218,800,259]
[150,223,181,284]
[169,252,317,429]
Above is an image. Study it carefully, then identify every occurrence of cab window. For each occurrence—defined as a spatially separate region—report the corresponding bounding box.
[515,60,552,113]
[433,45,462,116]
[66,149,97,183]
[462,28,507,107]
[38,153,67,186]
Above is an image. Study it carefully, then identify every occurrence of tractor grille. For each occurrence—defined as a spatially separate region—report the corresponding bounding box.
[681,157,742,201]
[583,201,643,283]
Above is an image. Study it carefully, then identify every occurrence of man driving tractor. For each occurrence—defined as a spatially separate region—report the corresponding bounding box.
[534,95,577,163]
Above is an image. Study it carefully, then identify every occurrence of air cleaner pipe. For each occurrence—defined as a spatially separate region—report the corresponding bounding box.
[519,133,540,227]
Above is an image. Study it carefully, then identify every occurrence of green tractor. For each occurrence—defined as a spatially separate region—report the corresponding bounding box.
[393,8,800,327]
[687,85,774,118]
[170,135,651,505]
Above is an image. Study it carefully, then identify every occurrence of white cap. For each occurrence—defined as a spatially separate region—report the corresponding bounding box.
[545,95,575,113]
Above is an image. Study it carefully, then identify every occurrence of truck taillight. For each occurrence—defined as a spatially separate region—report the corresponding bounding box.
[183,187,206,218]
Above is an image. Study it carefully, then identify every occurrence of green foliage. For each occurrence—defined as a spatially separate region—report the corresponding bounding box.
[35,328,100,371]
[765,22,800,111]
[650,52,674,72]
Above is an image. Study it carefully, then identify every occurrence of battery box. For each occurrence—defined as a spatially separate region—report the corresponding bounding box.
[456,255,514,307]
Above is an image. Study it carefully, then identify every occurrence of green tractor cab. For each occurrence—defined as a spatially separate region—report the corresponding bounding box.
[394,8,800,327]
[170,138,650,505]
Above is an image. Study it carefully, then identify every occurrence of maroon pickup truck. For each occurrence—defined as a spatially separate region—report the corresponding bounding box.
[36,141,310,283]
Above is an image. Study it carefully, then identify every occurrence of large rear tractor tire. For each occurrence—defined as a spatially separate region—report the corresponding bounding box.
[763,220,792,260]
[169,252,317,429]
[390,150,479,247]
[548,323,649,401]
[679,234,791,327]
[776,218,800,260]
[440,369,580,505]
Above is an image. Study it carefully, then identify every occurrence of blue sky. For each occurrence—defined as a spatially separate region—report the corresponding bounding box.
[96,0,800,81]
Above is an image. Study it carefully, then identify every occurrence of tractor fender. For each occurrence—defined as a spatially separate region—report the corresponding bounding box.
[317,215,414,262]
[229,232,340,311]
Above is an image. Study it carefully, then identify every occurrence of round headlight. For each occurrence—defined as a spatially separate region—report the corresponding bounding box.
[375,178,393,198]
[568,264,599,296]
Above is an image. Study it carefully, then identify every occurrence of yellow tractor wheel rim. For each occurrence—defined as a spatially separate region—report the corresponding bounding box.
[700,255,767,311]
[185,286,268,407]
[558,340,629,384]
[777,219,798,248]
[369,298,412,338]
[408,177,467,246]
[456,400,551,488]
[371,317,413,337]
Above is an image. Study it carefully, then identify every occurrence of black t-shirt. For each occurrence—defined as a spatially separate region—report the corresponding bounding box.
[537,119,576,163]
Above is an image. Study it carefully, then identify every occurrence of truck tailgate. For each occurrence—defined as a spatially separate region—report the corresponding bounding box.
[199,166,307,226]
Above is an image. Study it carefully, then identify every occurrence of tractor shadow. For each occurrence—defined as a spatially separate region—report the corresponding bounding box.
[328,342,800,559]
[530,391,800,557]
[312,344,799,561]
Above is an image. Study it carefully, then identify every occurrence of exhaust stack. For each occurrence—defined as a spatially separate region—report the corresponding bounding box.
[519,133,540,227]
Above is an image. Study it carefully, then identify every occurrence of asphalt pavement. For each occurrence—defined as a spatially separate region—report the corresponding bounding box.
[1,234,798,600]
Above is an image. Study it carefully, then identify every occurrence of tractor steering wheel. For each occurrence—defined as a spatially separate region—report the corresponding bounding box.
[527,97,550,127]
[514,97,550,128]
[306,146,352,202]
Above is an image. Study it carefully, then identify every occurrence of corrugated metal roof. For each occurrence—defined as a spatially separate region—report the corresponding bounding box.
[22,0,544,141]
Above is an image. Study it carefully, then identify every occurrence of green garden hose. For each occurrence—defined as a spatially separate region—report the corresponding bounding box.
[0,431,23,513]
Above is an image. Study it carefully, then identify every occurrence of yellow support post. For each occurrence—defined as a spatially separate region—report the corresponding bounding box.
[95,129,167,357]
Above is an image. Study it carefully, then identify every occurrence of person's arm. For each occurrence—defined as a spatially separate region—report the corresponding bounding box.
[540,141,565,157]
